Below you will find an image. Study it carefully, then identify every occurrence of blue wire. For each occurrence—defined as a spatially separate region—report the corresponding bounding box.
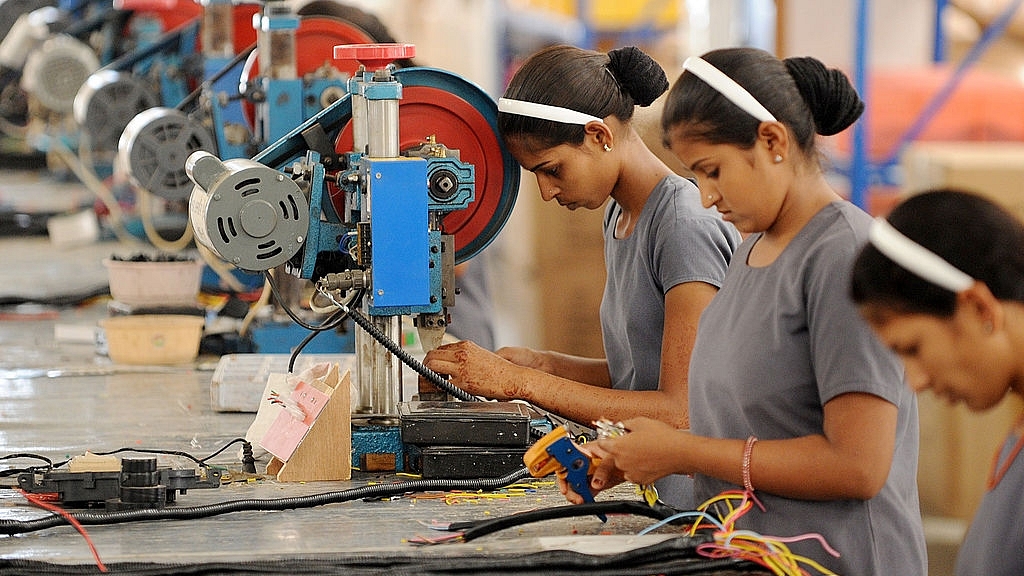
[637,510,726,536]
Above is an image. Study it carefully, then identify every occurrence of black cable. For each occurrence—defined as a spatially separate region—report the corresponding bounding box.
[0,454,53,477]
[265,271,475,401]
[260,279,358,372]
[340,302,478,402]
[3,438,252,476]
[196,438,251,465]
[0,467,532,535]
[458,500,684,542]
[288,309,348,372]
[0,539,772,575]
[57,447,203,469]
[263,270,338,331]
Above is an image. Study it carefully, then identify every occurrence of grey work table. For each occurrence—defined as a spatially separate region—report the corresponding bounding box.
[0,304,756,575]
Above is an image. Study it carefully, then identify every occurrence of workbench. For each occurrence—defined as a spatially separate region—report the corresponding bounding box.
[0,298,767,575]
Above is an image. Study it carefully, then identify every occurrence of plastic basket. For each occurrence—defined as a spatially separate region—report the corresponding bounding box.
[103,258,203,306]
[100,314,205,365]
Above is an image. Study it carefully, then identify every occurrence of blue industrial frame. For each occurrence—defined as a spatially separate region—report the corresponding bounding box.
[847,0,1024,210]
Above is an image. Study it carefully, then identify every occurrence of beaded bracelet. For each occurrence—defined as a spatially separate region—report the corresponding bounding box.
[742,435,758,492]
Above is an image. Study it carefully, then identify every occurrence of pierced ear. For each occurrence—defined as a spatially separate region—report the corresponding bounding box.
[585,120,614,149]
[957,281,1003,334]
[757,121,790,156]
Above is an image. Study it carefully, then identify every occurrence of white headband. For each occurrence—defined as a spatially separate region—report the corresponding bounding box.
[683,56,777,123]
[868,217,974,293]
[497,97,605,126]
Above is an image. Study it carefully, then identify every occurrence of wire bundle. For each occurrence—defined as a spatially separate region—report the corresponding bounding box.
[682,491,840,576]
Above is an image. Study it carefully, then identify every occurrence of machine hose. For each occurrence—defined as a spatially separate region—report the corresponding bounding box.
[0,467,531,535]
[339,301,479,403]
[459,500,685,542]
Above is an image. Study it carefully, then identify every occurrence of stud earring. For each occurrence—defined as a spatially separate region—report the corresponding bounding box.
[706,194,713,200]
[774,154,783,163]
[603,144,612,152]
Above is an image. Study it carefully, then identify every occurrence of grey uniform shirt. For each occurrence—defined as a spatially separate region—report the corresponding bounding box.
[689,202,927,575]
[955,430,1024,576]
[600,174,739,508]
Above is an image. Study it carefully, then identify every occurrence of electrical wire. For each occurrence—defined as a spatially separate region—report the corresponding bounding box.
[314,284,478,403]
[684,490,841,576]
[0,454,54,477]
[18,490,108,573]
[265,270,476,400]
[456,500,684,543]
[1,439,253,476]
[0,467,532,535]
[288,308,350,373]
[263,270,338,332]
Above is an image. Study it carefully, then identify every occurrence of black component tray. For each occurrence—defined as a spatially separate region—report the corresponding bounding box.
[405,444,528,479]
[398,401,531,447]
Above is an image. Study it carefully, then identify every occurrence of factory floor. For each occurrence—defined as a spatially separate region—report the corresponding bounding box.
[0,165,963,575]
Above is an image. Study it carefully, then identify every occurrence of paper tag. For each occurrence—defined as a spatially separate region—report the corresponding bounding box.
[259,380,330,461]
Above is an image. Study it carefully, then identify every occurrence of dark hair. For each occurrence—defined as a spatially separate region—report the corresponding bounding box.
[850,189,1024,316]
[660,47,863,155]
[498,45,668,150]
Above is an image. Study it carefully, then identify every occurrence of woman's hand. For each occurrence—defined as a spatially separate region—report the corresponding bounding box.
[495,346,548,371]
[422,340,524,400]
[556,440,626,504]
[557,417,688,504]
[585,417,689,488]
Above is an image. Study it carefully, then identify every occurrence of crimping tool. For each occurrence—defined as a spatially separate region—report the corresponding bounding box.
[523,425,607,521]
[524,420,660,515]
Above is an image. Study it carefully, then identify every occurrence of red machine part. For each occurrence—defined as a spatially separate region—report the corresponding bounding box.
[230,4,260,53]
[332,43,415,70]
[114,0,258,61]
[115,0,202,35]
[333,86,507,260]
[238,16,378,129]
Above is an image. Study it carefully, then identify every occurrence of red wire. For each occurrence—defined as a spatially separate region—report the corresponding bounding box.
[18,490,109,573]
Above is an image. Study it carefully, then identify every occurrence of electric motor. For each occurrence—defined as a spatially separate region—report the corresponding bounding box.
[118,107,216,201]
[186,150,309,272]
[74,69,159,153]
[20,34,98,113]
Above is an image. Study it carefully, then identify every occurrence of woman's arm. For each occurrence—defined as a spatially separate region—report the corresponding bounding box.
[586,392,898,501]
[421,281,717,427]
[495,346,613,388]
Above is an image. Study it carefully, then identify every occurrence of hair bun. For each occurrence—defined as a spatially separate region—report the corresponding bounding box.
[783,56,864,136]
[607,46,668,107]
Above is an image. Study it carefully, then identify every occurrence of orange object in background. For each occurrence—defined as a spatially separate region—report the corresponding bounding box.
[828,65,1024,162]
[824,65,1024,216]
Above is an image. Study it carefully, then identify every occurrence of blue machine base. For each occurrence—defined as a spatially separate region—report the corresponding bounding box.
[352,423,404,472]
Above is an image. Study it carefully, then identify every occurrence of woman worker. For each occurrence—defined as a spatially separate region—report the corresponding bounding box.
[851,189,1024,576]
[422,44,740,508]
[574,47,927,575]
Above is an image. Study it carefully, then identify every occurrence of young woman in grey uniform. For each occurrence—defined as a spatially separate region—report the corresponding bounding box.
[575,47,927,575]
[851,189,1024,576]
[422,45,740,508]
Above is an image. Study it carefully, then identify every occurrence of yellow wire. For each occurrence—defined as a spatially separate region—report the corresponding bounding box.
[688,490,838,576]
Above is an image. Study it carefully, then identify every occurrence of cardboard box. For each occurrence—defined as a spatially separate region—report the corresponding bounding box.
[917,393,1024,520]
[901,141,1024,223]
